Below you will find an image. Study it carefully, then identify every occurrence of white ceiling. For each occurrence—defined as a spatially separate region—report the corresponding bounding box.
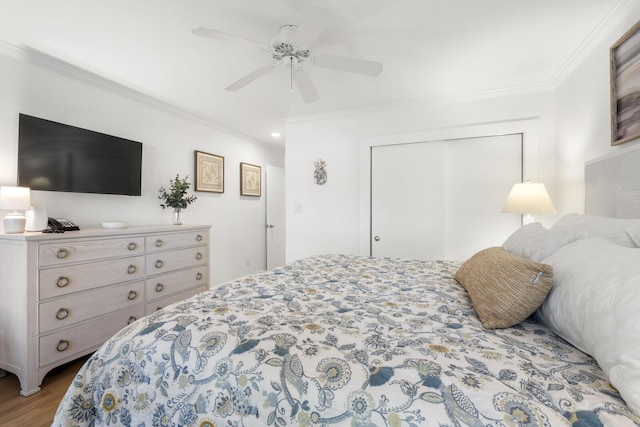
[0,0,626,146]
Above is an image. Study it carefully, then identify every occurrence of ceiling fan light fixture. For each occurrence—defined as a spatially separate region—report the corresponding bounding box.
[193,6,382,102]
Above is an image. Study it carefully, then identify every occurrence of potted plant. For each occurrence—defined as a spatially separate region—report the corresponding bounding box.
[158,174,197,225]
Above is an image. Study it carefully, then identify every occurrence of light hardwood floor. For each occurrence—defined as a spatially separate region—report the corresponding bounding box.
[0,356,89,427]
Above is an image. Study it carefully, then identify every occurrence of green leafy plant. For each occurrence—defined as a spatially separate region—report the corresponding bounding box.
[158,174,197,209]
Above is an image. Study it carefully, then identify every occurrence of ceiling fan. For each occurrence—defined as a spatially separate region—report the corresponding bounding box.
[192,6,383,103]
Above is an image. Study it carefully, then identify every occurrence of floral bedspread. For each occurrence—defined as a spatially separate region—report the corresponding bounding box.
[53,254,640,426]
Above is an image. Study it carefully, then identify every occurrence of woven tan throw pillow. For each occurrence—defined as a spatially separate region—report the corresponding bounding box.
[454,247,553,329]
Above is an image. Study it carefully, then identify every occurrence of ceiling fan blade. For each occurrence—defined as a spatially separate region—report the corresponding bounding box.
[292,6,334,47]
[313,54,383,76]
[225,65,275,91]
[192,27,269,51]
[293,69,319,103]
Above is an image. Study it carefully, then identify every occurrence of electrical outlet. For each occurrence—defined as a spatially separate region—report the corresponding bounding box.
[245,258,250,267]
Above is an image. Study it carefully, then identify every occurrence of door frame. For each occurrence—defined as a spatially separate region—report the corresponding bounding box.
[359,118,542,256]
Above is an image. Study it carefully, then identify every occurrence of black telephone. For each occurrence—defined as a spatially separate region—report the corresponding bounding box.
[46,217,80,232]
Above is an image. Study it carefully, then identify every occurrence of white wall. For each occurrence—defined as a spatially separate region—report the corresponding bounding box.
[555,5,640,214]
[0,47,284,285]
[285,92,557,262]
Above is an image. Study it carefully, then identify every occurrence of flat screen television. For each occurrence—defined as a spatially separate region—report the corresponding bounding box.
[17,114,143,196]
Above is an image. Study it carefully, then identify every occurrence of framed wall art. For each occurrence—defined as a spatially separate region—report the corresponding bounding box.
[194,150,224,193]
[611,20,640,146]
[240,162,261,197]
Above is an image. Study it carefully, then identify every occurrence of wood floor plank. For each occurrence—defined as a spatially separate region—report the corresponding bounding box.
[0,356,89,427]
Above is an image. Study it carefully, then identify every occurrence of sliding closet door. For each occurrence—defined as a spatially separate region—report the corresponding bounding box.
[371,134,521,260]
[443,134,522,260]
[370,141,446,259]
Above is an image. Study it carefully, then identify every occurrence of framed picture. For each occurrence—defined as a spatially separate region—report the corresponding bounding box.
[240,162,261,197]
[611,20,640,146]
[194,150,224,193]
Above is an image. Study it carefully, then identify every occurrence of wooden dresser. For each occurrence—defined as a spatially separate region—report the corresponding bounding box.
[0,224,210,396]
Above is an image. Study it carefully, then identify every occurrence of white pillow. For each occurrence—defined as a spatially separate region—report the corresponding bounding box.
[536,237,640,416]
[626,222,640,247]
[502,222,587,262]
[551,213,640,247]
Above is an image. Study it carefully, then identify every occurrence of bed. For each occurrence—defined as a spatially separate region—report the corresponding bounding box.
[53,214,640,426]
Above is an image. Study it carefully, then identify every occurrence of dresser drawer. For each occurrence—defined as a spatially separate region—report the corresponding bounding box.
[39,281,145,333]
[39,237,144,267]
[39,306,145,368]
[146,246,206,275]
[145,285,207,315]
[39,256,145,299]
[146,230,208,253]
[146,266,208,303]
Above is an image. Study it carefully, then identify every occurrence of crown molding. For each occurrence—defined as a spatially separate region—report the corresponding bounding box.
[0,39,23,57]
[442,82,555,103]
[551,0,637,86]
[0,39,282,149]
[285,81,554,125]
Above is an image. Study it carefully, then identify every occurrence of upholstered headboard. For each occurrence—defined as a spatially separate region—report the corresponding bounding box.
[585,144,640,218]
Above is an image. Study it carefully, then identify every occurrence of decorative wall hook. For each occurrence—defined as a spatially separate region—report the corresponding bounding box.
[314,159,327,185]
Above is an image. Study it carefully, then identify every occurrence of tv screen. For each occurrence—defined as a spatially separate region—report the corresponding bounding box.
[18,114,143,196]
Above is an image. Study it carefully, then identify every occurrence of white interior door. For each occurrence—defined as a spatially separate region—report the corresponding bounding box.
[266,165,286,269]
[371,134,522,260]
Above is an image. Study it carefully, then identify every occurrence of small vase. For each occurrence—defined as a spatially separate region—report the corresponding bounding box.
[172,208,183,225]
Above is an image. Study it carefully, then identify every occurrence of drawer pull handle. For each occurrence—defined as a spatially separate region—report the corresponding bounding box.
[56,276,70,288]
[56,248,69,259]
[127,242,138,251]
[128,290,138,300]
[196,252,203,261]
[127,265,137,274]
[56,308,70,320]
[56,340,70,352]
[155,283,164,292]
[196,234,203,242]
[155,260,164,269]
[128,316,137,325]
[196,272,203,281]
[155,239,163,247]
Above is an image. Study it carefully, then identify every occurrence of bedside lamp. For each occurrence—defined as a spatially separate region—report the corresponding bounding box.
[501,181,555,225]
[0,186,31,233]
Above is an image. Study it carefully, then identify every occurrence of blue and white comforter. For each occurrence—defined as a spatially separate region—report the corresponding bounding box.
[53,254,640,426]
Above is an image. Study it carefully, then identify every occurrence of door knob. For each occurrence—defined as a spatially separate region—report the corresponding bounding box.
[374,236,381,241]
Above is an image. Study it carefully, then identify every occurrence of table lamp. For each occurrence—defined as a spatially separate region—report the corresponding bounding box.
[501,181,555,225]
[0,186,31,233]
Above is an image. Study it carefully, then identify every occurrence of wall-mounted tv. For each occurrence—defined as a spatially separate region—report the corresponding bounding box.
[18,114,143,196]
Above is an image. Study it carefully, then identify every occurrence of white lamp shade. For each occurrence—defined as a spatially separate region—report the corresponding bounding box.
[1,186,31,233]
[501,182,556,215]
[0,186,31,210]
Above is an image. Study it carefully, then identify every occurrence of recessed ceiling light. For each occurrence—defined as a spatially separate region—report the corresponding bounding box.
[271,132,281,138]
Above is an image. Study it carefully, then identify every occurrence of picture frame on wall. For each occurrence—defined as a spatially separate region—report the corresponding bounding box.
[240,162,261,197]
[611,20,640,146]
[194,150,224,193]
